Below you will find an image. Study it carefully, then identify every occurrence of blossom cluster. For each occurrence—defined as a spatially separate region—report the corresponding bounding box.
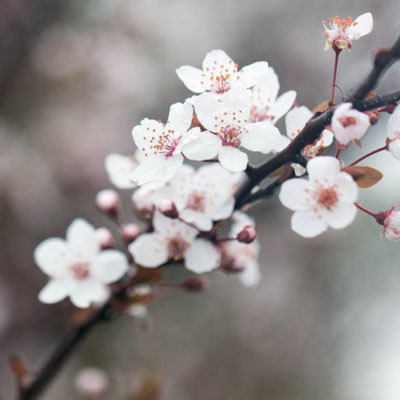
[33,12,400,312]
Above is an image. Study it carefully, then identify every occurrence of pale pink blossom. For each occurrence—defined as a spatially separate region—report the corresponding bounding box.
[35,219,129,308]
[387,105,400,161]
[250,66,296,125]
[331,103,370,146]
[176,49,269,94]
[279,157,358,238]
[322,13,373,51]
[383,211,400,241]
[183,86,287,172]
[129,212,220,273]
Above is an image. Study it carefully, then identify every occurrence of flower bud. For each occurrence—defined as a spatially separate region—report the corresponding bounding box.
[121,223,141,243]
[236,225,257,243]
[75,367,108,399]
[96,227,114,249]
[383,210,400,241]
[365,110,379,125]
[95,189,119,217]
[158,198,178,219]
[181,276,209,292]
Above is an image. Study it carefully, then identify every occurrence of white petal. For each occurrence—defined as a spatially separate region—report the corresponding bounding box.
[307,156,340,184]
[166,101,193,135]
[387,106,400,139]
[202,50,233,72]
[320,129,334,147]
[34,238,73,278]
[91,250,129,284]
[185,239,221,273]
[236,61,269,89]
[176,66,207,93]
[279,178,312,211]
[292,163,307,176]
[105,153,136,189]
[153,211,198,240]
[221,86,252,119]
[193,92,225,132]
[38,278,73,304]
[291,210,328,238]
[131,154,183,185]
[389,139,400,161]
[238,260,261,287]
[132,118,164,155]
[252,67,280,107]
[69,280,109,308]
[285,106,312,139]
[218,146,248,172]
[128,233,168,267]
[349,12,373,39]
[67,219,99,260]
[180,209,213,231]
[334,172,358,203]
[182,128,222,160]
[267,90,297,123]
[326,203,357,229]
[241,122,282,153]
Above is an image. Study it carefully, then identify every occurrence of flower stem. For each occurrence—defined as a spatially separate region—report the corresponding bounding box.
[355,202,379,218]
[330,48,341,105]
[347,144,388,166]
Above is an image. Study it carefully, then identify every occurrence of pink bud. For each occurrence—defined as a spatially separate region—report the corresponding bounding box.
[95,189,119,217]
[236,225,257,243]
[158,198,178,219]
[121,223,141,243]
[181,276,209,292]
[96,227,114,249]
[75,367,109,398]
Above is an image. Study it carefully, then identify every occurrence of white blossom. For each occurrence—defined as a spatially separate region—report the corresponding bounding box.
[279,156,358,238]
[331,103,370,146]
[285,106,333,175]
[129,212,220,273]
[387,105,400,161]
[183,86,287,172]
[322,13,373,51]
[176,49,269,94]
[131,101,194,185]
[250,66,296,125]
[34,219,129,308]
[105,152,140,189]
[220,212,261,287]
[383,211,400,241]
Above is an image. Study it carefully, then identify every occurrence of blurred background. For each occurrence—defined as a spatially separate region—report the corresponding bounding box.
[1,0,400,398]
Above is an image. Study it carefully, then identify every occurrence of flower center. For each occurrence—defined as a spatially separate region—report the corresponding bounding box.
[147,128,179,157]
[317,187,339,210]
[338,115,357,128]
[70,261,90,280]
[322,15,356,34]
[167,237,189,261]
[220,126,241,147]
[186,191,206,212]
[249,106,273,123]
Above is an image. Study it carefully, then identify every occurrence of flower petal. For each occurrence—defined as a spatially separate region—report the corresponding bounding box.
[326,203,357,229]
[91,250,129,284]
[241,122,282,152]
[180,209,213,231]
[387,106,400,139]
[267,90,296,123]
[182,128,222,160]
[291,210,328,238]
[202,50,233,73]
[239,260,261,287]
[193,92,225,132]
[128,233,168,267]
[69,280,109,308]
[236,61,269,89]
[105,153,136,189]
[176,66,208,93]
[67,219,99,260]
[285,106,312,139]
[307,156,340,184]
[185,239,221,273]
[349,12,373,39]
[131,154,183,185]
[279,178,312,211]
[218,146,248,172]
[252,67,280,107]
[335,172,358,203]
[166,101,193,135]
[38,278,73,304]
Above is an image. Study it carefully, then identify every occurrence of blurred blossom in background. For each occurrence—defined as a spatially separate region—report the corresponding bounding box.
[1,0,400,399]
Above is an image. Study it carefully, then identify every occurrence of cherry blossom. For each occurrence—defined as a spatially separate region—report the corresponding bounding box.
[129,212,221,273]
[285,106,333,175]
[220,212,261,287]
[383,210,400,241]
[105,152,139,189]
[279,156,358,238]
[387,105,400,160]
[75,368,109,398]
[176,49,269,94]
[250,66,296,125]
[183,86,287,172]
[34,219,129,308]
[331,103,370,146]
[322,13,373,51]
[131,101,194,185]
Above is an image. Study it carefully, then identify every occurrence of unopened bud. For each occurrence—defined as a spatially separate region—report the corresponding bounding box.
[158,198,178,218]
[365,110,379,125]
[75,367,109,399]
[181,276,209,292]
[121,223,141,243]
[237,225,257,243]
[96,189,119,217]
[96,227,114,249]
